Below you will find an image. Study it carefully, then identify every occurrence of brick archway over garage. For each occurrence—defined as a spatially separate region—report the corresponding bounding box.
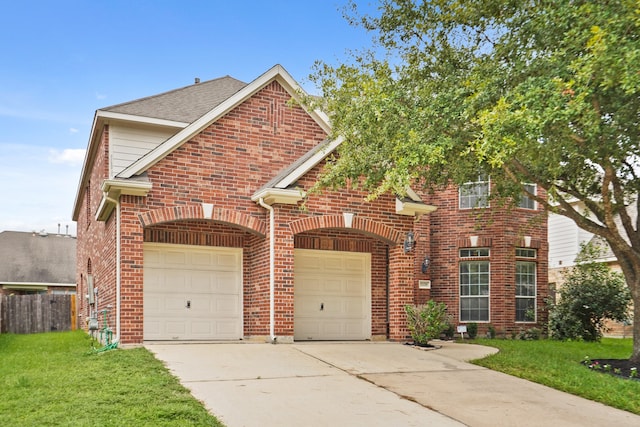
[289,214,405,245]
[138,205,267,236]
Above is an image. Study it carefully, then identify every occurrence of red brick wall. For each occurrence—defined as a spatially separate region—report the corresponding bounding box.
[76,126,118,336]
[130,81,417,341]
[423,186,549,336]
[76,79,548,344]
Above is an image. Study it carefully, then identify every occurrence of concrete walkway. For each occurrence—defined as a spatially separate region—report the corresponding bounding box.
[146,341,640,427]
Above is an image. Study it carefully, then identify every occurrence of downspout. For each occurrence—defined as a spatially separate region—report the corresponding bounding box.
[116,200,121,342]
[108,197,122,343]
[257,198,276,342]
[385,246,390,339]
[104,195,121,343]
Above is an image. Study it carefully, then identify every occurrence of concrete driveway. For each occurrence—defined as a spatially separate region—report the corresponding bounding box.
[147,341,640,427]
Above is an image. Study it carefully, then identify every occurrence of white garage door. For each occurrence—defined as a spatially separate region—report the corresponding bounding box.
[294,249,371,340]
[144,243,243,341]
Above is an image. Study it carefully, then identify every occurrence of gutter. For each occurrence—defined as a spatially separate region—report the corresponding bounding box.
[257,197,276,342]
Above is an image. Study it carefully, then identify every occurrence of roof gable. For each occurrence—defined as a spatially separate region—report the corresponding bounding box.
[117,64,332,179]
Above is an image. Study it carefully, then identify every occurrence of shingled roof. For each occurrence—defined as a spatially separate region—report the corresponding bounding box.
[0,231,76,285]
[102,75,248,123]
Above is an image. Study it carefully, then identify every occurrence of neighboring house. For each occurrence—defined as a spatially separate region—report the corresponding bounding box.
[548,201,599,285]
[548,202,636,337]
[0,230,76,295]
[72,65,548,345]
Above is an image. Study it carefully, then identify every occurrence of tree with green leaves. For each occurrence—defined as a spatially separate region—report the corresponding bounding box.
[549,242,631,341]
[308,1,640,361]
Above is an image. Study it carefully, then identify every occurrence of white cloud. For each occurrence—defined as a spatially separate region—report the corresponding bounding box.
[95,92,107,100]
[0,143,80,235]
[48,148,86,166]
[69,127,79,134]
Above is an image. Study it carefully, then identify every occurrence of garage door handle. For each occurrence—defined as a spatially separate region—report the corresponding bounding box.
[320,303,324,311]
[186,300,191,309]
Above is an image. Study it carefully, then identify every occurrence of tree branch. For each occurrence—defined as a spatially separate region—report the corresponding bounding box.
[610,165,639,248]
[504,159,609,239]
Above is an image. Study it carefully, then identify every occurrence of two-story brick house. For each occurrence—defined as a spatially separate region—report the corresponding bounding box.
[72,65,548,345]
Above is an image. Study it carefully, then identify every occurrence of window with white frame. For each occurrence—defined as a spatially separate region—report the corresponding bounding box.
[459,175,490,209]
[518,183,536,210]
[459,248,490,321]
[516,248,537,322]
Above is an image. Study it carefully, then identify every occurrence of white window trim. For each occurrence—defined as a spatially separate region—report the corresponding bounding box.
[459,176,491,209]
[459,259,491,323]
[515,259,537,323]
[518,183,537,210]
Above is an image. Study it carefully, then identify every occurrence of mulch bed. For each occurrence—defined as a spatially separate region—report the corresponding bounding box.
[404,342,442,351]
[584,358,640,381]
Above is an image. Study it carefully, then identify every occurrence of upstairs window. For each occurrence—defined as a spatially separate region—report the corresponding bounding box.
[518,183,536,210]
[459,175,490,209]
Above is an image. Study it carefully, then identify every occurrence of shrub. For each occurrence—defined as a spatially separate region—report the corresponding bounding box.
[548,242,631,342]
[487,324,496,339]
[467,322,478,339]
[517,327,542,340]
[442,322,455,340]
[405,301,449,345]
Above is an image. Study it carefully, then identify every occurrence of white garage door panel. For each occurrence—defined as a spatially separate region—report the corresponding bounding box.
[294,249,371,341]
[144,244,243,341]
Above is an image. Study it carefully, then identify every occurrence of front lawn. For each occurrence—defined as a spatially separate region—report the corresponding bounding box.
[470,338,640,415]
[0,331,223,426]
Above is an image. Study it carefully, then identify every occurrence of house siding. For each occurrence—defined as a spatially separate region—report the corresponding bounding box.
[109,123,179,178]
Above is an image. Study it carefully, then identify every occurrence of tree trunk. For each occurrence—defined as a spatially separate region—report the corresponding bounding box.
[607,243,640,363]
[631,292,640,364]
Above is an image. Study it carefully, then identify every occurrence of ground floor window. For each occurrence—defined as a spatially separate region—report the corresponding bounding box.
[515,251,537,322]
[460,249,490,321]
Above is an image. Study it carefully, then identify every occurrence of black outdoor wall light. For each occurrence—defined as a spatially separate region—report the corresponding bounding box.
[403,231,415,253]
[421,257,430,274]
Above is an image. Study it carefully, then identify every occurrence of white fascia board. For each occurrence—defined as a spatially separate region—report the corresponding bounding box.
[118,64,331,179]
[72,112,102,221]
[405,187,423,202]
[96,195,116,222]
[101,179,153,196]
[96,110,190,129]
[96,179,153,221]
[274,136,344,189]
[251,188,305,205]
[396,198,438,217]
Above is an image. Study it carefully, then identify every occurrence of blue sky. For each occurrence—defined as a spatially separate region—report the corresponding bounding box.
[0,0,376,235]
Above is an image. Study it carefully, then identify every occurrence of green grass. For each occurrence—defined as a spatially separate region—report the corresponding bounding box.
[469,338,640,415]
[0,331,224,426]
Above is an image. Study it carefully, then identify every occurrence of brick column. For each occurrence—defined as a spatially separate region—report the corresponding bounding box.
[272,211,295,341]
[119,199,145,344]
[388,244,415,341]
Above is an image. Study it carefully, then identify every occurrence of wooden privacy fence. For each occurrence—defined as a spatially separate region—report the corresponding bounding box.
[0,294,77,334]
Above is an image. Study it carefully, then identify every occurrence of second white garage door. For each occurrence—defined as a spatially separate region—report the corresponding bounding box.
[143,243,243,341]
[294,249,371,340]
